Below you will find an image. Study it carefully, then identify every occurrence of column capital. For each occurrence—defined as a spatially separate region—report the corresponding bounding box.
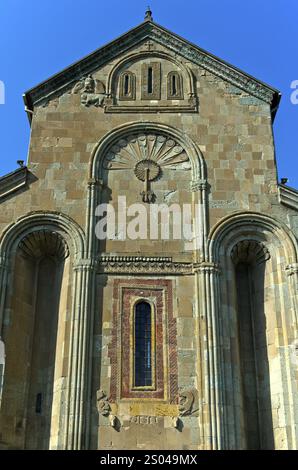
[87,178,104,189]
[193,262,221,274]
[73,258,97,272]
[190,179,208,192]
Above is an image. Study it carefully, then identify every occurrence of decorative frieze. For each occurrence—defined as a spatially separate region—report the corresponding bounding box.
[98,256,193,275]
[151,27,276,105]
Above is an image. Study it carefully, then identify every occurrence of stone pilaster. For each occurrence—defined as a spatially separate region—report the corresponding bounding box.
[63,259,96,450]
[195,262,224,449]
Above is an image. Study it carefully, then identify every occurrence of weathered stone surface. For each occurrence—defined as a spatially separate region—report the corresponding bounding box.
[0,15,297,451]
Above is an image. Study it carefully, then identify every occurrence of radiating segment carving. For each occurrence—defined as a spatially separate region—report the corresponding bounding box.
[231,240,270,266]
[19,230,69,261]
[103,133,190,171]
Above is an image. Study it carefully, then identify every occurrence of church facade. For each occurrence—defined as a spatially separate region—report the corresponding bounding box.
[0,11,298,450]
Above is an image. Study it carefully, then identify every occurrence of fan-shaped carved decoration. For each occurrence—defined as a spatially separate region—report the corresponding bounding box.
[134,159,161,182]
[19,230,69,261]
[231,240,270,266]
[103,133,190,171]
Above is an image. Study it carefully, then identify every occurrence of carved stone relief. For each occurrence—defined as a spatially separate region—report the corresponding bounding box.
[103,132,191,203]
[130,415,161,425]
[72,75,106,108]
[96,389,111,417]
[178,388,199,416]
[103,133,190,171]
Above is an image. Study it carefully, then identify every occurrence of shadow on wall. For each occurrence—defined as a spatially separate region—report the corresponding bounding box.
[235,259,274,450]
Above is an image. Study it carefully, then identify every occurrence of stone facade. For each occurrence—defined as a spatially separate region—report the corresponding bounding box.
[0,13,297,450]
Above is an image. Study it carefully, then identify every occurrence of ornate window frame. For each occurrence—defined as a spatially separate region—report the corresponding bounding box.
[119,71,136,101]
[167,71,183,100]
[108,278,178,402]
[141,62,161,100]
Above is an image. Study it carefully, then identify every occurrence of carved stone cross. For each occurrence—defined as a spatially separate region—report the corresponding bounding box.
[145,40,155,51]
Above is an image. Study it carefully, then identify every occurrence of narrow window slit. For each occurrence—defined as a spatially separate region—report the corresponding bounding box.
[148,67,153,94]
[124,74,130,96]
[172,75,177,96]
[35,393,42,414]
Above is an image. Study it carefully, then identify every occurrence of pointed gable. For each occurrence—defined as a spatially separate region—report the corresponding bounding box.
[23,17,280,121]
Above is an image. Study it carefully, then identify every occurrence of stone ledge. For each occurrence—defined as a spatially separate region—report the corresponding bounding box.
[278,184,298,211]
[0,167,28,201]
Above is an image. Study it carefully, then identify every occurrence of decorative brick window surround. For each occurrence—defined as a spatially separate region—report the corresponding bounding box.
[108,278,178,403]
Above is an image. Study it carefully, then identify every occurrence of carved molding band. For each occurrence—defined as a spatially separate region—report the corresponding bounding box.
[151,27,276,105]
[98,256,193,275]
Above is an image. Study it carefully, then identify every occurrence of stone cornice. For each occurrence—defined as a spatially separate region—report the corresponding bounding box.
[23,21,280,116]
[278,184,298,212]
[0,167,28,202]
[97,256,223,276]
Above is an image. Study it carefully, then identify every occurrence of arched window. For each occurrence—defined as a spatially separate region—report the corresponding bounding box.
[119,71,136,100]
[167,72,183,99]
[134,301,154,387]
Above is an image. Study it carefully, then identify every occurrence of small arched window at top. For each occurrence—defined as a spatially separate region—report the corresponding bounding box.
[119,71,136,101]
[167,72,183,100]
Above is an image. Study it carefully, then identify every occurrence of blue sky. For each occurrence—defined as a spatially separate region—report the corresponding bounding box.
[0,0,297,187]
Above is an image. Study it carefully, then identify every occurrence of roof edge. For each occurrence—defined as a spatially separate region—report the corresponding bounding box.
[23,19,281,120]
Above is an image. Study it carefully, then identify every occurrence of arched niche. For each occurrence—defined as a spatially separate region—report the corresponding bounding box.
[105,51,197,112]
[88,121,207,257]
[0,212,85,450]
[90,121,206,182]
[207,212,298,449]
